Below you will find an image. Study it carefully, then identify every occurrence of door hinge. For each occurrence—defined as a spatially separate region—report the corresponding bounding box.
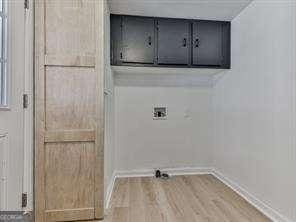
[23,94,29,109]
[24,0,29,9]
[22,193,27,208]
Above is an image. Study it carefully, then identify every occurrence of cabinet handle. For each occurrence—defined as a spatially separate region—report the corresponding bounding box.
[195,38,199,47]
[148,36,152,46]
[183,38,187,47]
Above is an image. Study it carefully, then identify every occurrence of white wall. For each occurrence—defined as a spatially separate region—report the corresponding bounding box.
[213,1,296,221]
[114,74,213,172]
[104,0,116,205]
[102,1,296,221]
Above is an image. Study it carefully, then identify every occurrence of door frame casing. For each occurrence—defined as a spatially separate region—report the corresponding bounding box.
[23,0,34,211]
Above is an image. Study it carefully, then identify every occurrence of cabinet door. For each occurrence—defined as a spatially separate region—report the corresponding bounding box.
[111,15,122,65]
[122,16,155,64]
[192,21,222,66]
[157,19,190,65]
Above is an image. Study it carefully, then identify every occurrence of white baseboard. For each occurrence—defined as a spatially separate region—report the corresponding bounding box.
[104,167,292,222]
[115,167,213,178]
[212,170,292,222]
[115,168,154,178]
[163,167,214,176]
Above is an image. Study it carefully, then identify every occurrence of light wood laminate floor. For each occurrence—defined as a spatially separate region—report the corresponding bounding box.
[103,175,271,222]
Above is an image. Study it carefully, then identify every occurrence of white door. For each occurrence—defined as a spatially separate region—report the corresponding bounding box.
[0,0,28,211]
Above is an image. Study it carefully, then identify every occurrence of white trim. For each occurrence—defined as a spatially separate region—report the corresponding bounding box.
[0,106,10,111]
[115,169,154,178]
[0,0,9,109]
[114,167,214,179]
[163,167,214,176]
[105,167,292,222]
[212,170,292,222]
[22,0,34,211]
[105,171,116,209]
[0,133,8,210]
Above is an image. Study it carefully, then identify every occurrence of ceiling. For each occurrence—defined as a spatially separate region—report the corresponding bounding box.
[108,0,253,21]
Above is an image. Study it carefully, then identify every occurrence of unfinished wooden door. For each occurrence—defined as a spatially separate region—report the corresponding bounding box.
[35,0,104,221]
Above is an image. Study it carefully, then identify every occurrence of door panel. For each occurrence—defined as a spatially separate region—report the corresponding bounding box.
[122,16,155,64]
[221,22,231,68]
[157,19,190,65]
[45,142,95,221]
[45,67,96,130]
[110,15,122,64]
[45,0,95,55]
[35,0,104,221]
[192,21,222,66]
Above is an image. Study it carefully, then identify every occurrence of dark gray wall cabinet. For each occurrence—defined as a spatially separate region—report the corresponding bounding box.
[157,19,190,65]
[193,21,222,66]
[122,16,155,64]
[111,14,231,69]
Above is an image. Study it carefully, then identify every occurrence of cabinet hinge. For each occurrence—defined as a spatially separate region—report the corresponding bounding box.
[24,0,29,9]
[23,94,29,109]
[22,193,28,208]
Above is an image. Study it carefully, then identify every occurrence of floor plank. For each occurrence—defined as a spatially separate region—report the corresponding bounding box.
[104,175,271,222]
